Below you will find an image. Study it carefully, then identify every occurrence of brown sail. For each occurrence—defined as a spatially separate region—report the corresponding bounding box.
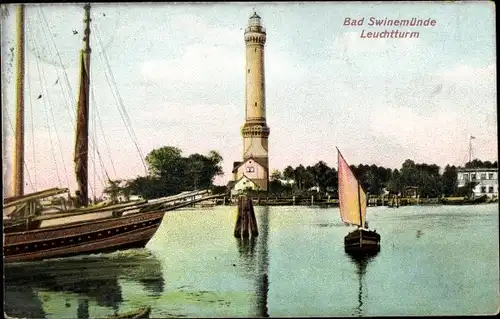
[74,5,91,207]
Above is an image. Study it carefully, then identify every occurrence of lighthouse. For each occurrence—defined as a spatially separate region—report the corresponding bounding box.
[231,12,270,193]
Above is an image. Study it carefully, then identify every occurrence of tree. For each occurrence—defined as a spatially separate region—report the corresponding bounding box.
[387,169,402,194]
[270,169,282,181]
[145,146,183,177]
[400,159,419,188]
[441,165,457,196]
[283,166,295,182]
[103,179,122,202]
[294,165,306,191]
[313,161,331,193]
[456,181,479,198]
[128,147,224,199]
[303,166,315,190]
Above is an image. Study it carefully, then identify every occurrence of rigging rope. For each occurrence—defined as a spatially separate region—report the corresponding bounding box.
[28,22,71,189]
[93,84,97,200]
[26,43,38,191]
[92,17,148,175]
[39,7,114,198]
[37,8,76,128]
[89,85,111,187]
[4,110,35,192]
[28,25,64,188]
[90,84,117,180]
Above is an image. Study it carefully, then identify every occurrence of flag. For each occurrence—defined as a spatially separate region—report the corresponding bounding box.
[470,135,476,140]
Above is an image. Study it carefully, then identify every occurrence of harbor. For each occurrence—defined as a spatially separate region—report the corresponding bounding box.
[2,2,498,318]
[4,203,499,317]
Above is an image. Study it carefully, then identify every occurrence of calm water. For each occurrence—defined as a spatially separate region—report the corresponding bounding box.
[4,204,499,318]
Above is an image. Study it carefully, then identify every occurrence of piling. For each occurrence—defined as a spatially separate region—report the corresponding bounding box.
[234,196,259,238]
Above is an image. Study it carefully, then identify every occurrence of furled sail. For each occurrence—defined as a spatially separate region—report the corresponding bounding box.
[74,4,91,207]
[74,51,89,207]
[337,149,366,227]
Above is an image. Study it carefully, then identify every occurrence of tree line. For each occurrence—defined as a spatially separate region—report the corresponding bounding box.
[269,159,498,198]
[102,145,497,201]
[103,146,224,200]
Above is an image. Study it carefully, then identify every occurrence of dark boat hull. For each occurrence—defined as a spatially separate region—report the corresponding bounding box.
[106,306,151,319]
[439,194,488,205]
[344,228,380,254]
[3,211,165,264]
[3,220,42,233]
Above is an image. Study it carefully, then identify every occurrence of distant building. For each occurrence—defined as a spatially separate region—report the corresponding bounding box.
[457,167,498,198]
[403,186,418,198]
[231,12,270,194]
[228,175,260,196]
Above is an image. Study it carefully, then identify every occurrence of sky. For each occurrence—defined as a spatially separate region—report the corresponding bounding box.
[1,2,497,198]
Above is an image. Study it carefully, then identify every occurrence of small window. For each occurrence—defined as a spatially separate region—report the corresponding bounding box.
[488,173,494,179]
[481,186,486,193]
[471,173,476,180]
[488,186,494,193]
[481,173,486,180]
[246,166,255,173]
[254,48,257,52]
[463,173,469,181]
[248,69,250,74]
[254,102,257,107]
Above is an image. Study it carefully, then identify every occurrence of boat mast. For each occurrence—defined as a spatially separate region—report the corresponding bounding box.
[13,4,25,197]
[357,180,363,228]
[74,3,91,206]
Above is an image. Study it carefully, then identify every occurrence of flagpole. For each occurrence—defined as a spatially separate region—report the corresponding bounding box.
[468,136,472,164]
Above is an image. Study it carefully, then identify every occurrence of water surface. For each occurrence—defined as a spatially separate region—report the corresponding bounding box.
[4,204,499,317]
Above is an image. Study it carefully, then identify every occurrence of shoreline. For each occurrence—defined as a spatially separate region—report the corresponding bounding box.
[211,196,498,207]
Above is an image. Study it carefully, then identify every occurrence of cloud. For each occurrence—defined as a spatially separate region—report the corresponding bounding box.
[3,4,497,195]
[369,63,497,167]
[436,63,496,88]
[141,44,243,83]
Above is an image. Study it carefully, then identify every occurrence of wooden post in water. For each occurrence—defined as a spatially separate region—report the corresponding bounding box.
[234,196,259,238]
[293,196,296,205]
[311,195,314,206]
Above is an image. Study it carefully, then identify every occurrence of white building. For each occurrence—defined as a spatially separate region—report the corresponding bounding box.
[457,168,498,198]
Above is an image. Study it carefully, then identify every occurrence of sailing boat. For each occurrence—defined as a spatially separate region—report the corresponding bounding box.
[2,4,167,263]
[337,148,380,254]
[3,4,226,264]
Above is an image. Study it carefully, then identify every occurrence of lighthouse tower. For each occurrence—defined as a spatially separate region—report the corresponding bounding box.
[231,12,270,192]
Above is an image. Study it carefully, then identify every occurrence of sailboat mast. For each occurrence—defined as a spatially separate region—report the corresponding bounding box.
[74,3,91,206]
[13,4,25,197]
[357,180,363,228]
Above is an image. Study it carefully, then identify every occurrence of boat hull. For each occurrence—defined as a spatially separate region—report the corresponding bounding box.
[344,228,380,255]
[3,211,165,264]
[439,194,488,205]
[106,306,151,319]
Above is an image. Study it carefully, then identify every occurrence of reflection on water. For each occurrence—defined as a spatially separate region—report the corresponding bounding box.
[77,299,89,319]
[4,204,499,317]
[346,252,378,317]
[256,206,270,318]
[4,249,164,319]
[235,206,270,318]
